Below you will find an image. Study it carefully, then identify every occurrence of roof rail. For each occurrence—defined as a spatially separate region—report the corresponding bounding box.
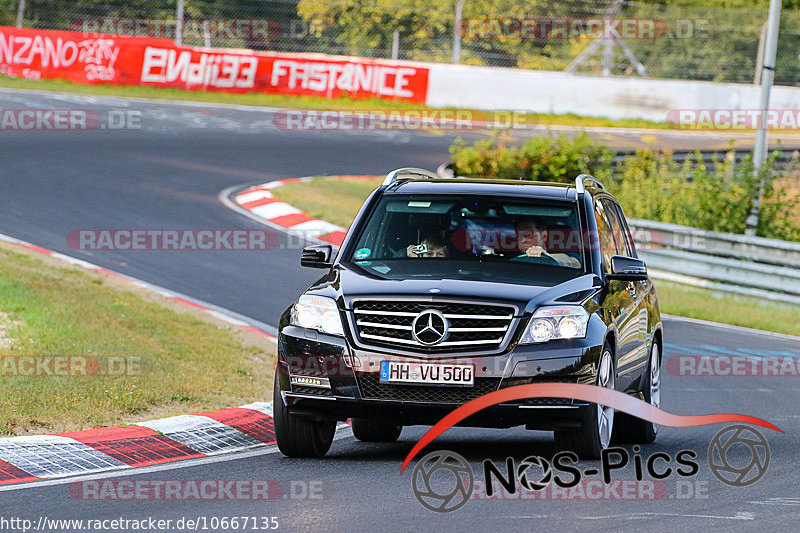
[382,167,439,186]
[575,174,605,194]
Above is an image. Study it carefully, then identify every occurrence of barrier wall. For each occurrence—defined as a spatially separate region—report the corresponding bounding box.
[4,24,800,122]
[424,64,800,122]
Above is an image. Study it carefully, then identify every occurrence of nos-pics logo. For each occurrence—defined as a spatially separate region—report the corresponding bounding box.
[411,424,770,513]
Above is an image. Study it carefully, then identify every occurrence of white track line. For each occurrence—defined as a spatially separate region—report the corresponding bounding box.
[663,314,800,341]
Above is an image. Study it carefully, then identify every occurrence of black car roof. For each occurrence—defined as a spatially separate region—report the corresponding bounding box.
[384,178,578,200]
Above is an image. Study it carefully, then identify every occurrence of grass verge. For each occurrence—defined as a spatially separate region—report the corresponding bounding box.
[271,175,800,337]
[0,242,274,436]
[0,75,671,130]
[655,281,800,336]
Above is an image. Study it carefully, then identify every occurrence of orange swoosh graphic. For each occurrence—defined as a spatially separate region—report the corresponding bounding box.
[400,383,781,472]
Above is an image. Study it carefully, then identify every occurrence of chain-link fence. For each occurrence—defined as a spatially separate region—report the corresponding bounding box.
[4,0,800,85]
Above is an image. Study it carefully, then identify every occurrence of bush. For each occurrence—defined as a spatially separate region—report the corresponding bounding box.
[609,150,800,240]
[450,132,614,182]
[449,135,800,242]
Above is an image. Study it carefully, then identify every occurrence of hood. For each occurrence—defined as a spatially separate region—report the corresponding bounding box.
[306,264,601,315]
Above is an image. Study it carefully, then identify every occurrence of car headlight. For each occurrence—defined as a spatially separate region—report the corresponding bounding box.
[521,306,589,344]
[290,295,344,336]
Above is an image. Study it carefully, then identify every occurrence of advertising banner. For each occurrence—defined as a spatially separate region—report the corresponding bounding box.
[0,26,429,103]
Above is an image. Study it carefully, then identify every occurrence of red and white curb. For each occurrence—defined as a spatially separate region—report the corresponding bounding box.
[0,233,293,486]
[0,401,349,487]
[0,404,274,485]
[230,176,376,247]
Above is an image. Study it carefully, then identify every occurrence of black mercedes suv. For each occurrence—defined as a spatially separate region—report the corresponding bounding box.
[274,168,663,459]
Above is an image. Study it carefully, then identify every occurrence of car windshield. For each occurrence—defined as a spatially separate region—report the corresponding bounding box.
[347,193,584,286]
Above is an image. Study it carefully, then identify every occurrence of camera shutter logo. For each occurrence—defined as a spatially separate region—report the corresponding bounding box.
[708,425,770,487]
[411,450,473,512]
[517,455,553,491]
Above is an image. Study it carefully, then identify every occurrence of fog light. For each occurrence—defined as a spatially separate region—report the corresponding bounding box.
[290,375,331,389]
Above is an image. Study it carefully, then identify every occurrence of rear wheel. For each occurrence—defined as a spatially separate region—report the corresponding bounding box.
[554,344,615,459]
[273,375,335,458]
[614,341,660,444]
[352,418,402,442]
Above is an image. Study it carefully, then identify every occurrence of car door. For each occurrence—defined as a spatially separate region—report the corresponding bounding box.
[595,198,643,392]
[604,199,650,385]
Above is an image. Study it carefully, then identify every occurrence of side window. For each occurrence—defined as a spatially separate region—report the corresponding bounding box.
[613,203,637,258]
[593,200,617,274]
[602,199,631,257]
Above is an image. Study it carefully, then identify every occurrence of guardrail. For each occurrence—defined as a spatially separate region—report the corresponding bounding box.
[629,219,800,304]
[614,149,800,172]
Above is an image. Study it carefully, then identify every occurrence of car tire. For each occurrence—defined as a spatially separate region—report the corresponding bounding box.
[554,343,616,460]
[351,418,402,443]
[614,341,661,444]
[273,375,335,458]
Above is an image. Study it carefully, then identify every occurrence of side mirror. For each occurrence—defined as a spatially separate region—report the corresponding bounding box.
[301,245,333,269]
[607,255,648,281]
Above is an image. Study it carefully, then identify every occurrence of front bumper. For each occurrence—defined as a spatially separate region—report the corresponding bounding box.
[277,324,604,430]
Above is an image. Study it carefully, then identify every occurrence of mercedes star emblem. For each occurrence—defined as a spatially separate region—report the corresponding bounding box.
[412,309,450,345]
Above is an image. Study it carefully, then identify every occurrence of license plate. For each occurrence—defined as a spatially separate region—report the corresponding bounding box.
[379,361,474,386]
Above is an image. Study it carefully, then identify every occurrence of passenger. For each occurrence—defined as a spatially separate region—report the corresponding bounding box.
[514,218,581,268]
[406,236,449,258]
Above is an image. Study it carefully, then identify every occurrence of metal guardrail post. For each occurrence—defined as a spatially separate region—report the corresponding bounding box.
[391,30,400,60]
[15,0,25,28]
[176,0,185,46]
[746,0,783,236]
[452,0,465,64]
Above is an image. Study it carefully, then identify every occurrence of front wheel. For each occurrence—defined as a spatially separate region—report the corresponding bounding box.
[554,344,616,459]
[273,375,335,458]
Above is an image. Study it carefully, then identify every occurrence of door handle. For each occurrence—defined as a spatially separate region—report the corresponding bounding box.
[628,282,636,297]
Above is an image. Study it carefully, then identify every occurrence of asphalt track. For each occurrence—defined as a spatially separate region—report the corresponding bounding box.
[1,89,799,532]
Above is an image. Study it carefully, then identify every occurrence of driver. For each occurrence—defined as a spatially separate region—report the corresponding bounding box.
[513,218,581,268]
